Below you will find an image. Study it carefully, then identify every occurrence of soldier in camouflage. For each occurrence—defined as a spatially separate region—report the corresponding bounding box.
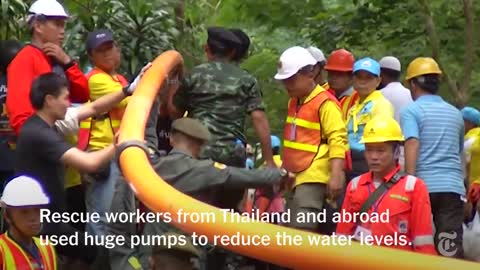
[170,27,276,211]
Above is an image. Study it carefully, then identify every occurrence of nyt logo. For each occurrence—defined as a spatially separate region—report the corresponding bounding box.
[437,231,458,257]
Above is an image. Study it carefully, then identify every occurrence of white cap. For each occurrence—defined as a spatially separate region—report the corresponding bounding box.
[306,46,326,63]
[29,0,69,18]
[379,56,401,71]
[274,46,317,80]
[1,176,50,207]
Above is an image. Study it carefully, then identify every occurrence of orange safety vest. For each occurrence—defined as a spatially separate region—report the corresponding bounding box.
[77,69,128,150]
[0,233,57,270]
[283,90,339,173]
[339,90,359,119]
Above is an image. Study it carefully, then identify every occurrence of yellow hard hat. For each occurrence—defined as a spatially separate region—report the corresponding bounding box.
[360,116,404,144]
[405,57,442,81]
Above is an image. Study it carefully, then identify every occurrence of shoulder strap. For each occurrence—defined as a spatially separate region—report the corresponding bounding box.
[358,172,405,215]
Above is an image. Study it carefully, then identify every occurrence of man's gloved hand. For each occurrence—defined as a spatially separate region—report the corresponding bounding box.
[468,183,480,204]
[123,62,153,96]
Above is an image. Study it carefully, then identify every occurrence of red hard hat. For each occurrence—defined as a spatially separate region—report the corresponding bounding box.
[324,49,355,72]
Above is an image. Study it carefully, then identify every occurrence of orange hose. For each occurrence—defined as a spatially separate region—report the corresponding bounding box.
[118,50,478,269]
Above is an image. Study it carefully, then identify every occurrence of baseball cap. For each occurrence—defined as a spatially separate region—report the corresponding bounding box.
[274,46,317,80]
[86,29,115,52]
[461,107,480,126]
[306,46,326,63]
[380,56,401,72]
[29,0,69,18]
[353,57,381,77]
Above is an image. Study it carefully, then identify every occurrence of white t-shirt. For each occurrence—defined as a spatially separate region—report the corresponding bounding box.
[381,82,413,122]
[54,107,79,136]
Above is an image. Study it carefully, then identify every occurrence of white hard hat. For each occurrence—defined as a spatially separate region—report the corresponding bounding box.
[274,46,317,80]
[379,56,401,72]
[306,46,326,63]
[29,0,69,18]
[1,176,50,207]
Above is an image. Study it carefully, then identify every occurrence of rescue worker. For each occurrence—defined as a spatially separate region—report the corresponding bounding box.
[378,56,413,122]
[170,27,276,211]
[0,175,57,269]
[15,73,116,268]
[324,49,358,119]
[0,40,23,188]
[54,81,139,232]
[148,232,200,270]
[401,57,464,258]
[7,0,89,135]
[306,46,327,87]
[461,107,480,209]
[346,57,394,179]
[137,117,293,270]
[230,28,250,63]
[274,46,348,232]
[79,29,147,237]
[336,116,437,255]
[378,56,412,170]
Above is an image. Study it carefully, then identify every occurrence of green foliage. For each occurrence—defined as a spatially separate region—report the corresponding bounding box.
[1,0,479,142]
[0,0,29,40]
[64,0,177,78]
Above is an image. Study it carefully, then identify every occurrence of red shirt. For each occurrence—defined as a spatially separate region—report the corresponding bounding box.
[336,166,437,255]
[6,45,89,134]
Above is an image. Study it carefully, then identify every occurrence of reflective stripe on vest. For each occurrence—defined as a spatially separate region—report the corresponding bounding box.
[77,68,128,150]
[350,174,418,193]
[0,233,56,270]
[404,175,417,191]
[282,89,338,173]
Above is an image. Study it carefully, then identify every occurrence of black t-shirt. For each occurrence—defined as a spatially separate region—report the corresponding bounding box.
[14,114,72,213]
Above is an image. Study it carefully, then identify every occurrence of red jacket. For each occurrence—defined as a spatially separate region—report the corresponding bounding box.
[336,166,437,255]
[6,45,89,134]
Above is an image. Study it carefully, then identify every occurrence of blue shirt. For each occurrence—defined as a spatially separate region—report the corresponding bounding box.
[400,95,465,195]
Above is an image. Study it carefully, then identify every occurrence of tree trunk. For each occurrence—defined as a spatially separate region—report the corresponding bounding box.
[174,0,186,34]
[458,0,475,107]
[418,0,475,107]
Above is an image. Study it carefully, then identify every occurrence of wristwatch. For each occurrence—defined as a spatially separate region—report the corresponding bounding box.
[61,59,75,70]
[279,168,288,177]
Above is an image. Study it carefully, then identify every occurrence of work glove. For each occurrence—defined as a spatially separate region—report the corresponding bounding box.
[123,62,152,96]
[468,183,480,204]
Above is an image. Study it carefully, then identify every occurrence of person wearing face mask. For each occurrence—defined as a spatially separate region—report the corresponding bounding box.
[346,57,394,179]
[6,0,90,135]
[400,57,465,259]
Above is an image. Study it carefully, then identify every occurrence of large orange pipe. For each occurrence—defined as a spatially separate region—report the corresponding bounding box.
[117,51,478,269]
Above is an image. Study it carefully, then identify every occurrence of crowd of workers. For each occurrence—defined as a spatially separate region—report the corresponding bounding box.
[0,0,479,269]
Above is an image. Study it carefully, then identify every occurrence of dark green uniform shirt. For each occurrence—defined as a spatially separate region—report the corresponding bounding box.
[151,149,283,202]
[174,61,265,165]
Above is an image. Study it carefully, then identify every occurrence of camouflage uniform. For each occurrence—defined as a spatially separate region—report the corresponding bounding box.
[174,61,265,209]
